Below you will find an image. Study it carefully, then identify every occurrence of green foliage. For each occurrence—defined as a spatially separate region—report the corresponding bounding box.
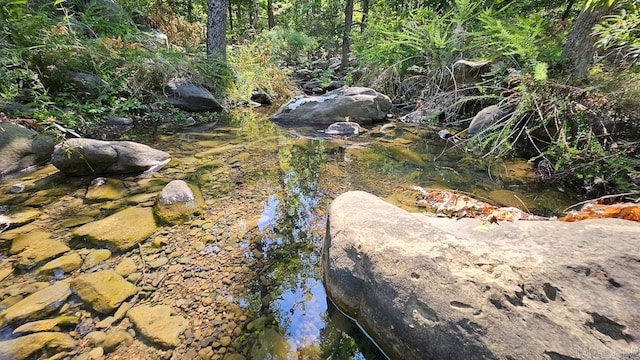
[227,40,295,104]
[355,0,481,75]
[592,5,640,66]
[255,27,317,65]
[476,8,564,70]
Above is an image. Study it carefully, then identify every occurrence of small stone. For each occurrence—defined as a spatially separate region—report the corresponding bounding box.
[127,273,142,283]
[114,258,137,277]
[82,249,112,269]
[149,257,168,269]
[39,253,83,274]
[84,331,107,346]
[102,329,133,352]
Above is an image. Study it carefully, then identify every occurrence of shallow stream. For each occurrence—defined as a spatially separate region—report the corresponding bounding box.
[0,108,579,359]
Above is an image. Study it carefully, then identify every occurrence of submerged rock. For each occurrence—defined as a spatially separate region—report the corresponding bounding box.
[0,332,75,360]
[85,177,128,202]
[72,207,157,251]
[154,180,205,224]
[10,231,71,269]
[325,121,363,136]
[270,87,392,126]
[1,282,72,325]
[51,138,171,176]
[71,270,137,313]
[13,315,79,334]
[127,304,188,348]
[39,252,83,274]
[324,191,640,359]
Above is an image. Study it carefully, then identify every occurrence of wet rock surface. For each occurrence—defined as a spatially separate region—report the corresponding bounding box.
[270,87,392,126]
[51,138,171,176]
[0,122,55,179]
[324,191,640,360]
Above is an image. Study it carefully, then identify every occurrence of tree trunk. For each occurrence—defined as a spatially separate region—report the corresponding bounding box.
[207,0,228,62]
[251,0,258,30]
[341,0,354,70]
[228,1,233,32]
[267,0,275,29]
[360,0,369,32]
[563,3,612,79]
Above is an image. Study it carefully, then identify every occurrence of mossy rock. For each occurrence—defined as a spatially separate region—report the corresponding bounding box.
[154,180,205,224]
[72,207,157,251]
[71,270,137,313]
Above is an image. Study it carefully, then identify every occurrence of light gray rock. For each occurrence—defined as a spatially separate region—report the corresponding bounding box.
[166,77,223,112]
[0,122,55,178]
[467,105,508,138]
[270,87,392,126]
[324,191,640,360]
[325,121,363,136]
[128,304,188,348]
[51,138,170,176]
[154,180,205,224]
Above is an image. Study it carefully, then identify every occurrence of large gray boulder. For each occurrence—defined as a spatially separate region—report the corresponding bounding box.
[323,191,640,360]
[166,77,223,112]
[270,87,392,126]
[0,122,55,178]
[51,138,170,176]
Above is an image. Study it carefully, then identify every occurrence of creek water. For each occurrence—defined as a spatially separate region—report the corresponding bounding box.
[0,107,578,359]
[158,108,576,359]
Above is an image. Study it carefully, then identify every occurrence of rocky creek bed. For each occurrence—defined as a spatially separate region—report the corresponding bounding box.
[0,109,581,359]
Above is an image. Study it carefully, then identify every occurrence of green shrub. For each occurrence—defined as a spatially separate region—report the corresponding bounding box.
[255,27,317,65]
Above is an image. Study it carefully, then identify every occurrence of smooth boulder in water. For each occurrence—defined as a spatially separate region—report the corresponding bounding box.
[51,138,170,176]
[270,87,392,126]
[323,191,640,359]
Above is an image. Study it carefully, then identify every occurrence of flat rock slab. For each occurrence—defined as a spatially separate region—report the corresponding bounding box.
[270,87,392,126]
[9,231,71,269]
[71,270,137,313]
[323,191,640,360]
[72,207,157,251]
[127,304,188,348]
[0,332,75,360]
[51,138,170,176]
[1,281,71,325]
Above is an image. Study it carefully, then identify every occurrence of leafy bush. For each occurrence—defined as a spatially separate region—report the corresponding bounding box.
[255,27,318,65]
[227,41,295,104]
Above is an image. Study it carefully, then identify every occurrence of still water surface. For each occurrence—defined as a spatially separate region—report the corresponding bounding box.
[158,108,576,359]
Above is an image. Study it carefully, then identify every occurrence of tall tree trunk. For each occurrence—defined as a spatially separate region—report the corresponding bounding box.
[267,0,275,29]
[341,0,354,70]
[360,0,369,32]
[207,0,228,62]
[228,1,233,33]
[563,3,612,79]
[251,0,258,30]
